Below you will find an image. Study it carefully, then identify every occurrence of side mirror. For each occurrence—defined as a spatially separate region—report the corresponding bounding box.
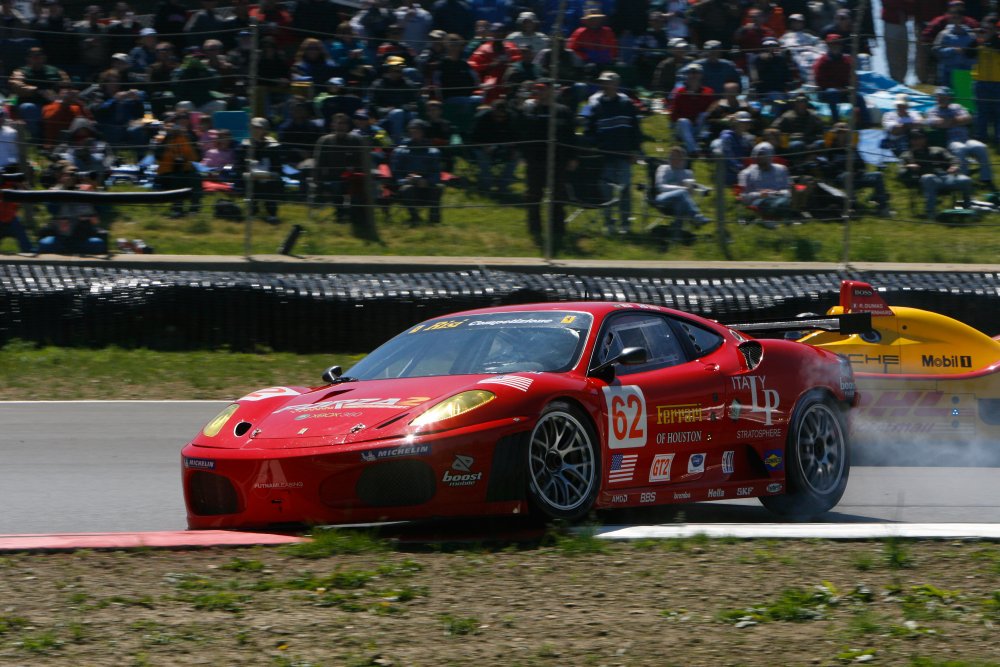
[321,365,343,384]
[589,346,648,377]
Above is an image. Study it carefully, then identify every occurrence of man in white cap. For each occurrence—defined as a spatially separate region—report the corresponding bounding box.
[128,27,158,73]
[653,145,711,233]
[880,93,925,155]
[507,12,549,53]
[717,110,756,185]
[779,13,822,85]
[236,117,285,224]
[738,142,794,224]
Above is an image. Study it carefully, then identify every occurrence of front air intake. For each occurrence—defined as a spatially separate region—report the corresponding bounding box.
[738,341,764,370]
[187,471,241,515]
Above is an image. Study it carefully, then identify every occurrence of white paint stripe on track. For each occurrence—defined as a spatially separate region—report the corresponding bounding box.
[592,523,1000,540]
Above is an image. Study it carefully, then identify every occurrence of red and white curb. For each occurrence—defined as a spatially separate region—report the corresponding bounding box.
[591,523,1000,540]
[0,530,306,552]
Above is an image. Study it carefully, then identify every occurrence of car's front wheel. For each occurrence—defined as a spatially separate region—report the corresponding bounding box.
[760,392,850,519]
[526,401,601,522]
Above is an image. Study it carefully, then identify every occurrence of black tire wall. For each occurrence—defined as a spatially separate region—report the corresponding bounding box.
[0,265,996,352]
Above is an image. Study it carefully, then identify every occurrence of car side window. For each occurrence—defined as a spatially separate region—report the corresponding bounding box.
[596,313,686,375]
[673,318,724,358]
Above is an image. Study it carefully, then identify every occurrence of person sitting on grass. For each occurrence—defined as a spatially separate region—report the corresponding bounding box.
[37,165,106,255]
[738,141,794,226]
[653,146,711,236]
[899,127,972,219]
[924,86,995,192]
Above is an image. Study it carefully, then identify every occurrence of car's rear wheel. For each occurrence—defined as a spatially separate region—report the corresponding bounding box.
[760,392,850,519]
[527,401,601,522]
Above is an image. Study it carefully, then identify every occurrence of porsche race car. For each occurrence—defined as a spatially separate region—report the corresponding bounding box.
[182,302,860,529]
[799,281,1000,445]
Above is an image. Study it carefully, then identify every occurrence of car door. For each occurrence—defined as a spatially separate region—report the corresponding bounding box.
[593,311,727,497]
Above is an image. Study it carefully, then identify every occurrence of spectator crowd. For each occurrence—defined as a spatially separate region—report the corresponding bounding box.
[0,0,998,255]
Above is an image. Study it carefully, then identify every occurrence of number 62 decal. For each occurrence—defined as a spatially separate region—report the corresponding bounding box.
[602,385,647,449]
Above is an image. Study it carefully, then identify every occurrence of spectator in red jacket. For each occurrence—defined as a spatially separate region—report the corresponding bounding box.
[732,8,775,69]
[41,87,94,149]
[567,8,619,66]
[814,34,852,123]
[469,22,521,101]
[669,64,715,153]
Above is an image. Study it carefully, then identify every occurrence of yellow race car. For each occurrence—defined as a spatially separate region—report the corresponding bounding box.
[798,281,1000,449]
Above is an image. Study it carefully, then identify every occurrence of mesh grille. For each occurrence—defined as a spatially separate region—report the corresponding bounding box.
[739,341,764,370]
[187,471,240,516]
[351,460,437,508]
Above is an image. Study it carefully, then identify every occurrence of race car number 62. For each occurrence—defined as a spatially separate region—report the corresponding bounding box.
[602,385,647,449]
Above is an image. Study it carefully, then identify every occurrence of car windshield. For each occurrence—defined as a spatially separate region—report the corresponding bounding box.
[346,311,593,379]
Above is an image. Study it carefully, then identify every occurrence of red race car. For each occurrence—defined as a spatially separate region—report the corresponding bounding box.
[182,303,860,529]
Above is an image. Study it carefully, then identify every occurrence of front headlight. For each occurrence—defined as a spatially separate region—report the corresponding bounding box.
[410,390,495,427]
[202,403,239,437]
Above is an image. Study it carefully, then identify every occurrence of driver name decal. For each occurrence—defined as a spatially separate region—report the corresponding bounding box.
[603,385,647,449]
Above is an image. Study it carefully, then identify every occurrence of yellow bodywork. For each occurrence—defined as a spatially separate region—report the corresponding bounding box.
[799,305,1000,375]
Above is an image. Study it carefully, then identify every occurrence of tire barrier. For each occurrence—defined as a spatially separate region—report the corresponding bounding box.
[0,189,192,204]
[0,264,996,352]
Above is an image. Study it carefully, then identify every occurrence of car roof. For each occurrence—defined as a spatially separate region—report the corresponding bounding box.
[440,301,719,324]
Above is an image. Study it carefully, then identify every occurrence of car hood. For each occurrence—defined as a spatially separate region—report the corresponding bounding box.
[245,375,504,447]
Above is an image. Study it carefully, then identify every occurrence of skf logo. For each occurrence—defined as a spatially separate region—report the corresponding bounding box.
[921,354,972,368]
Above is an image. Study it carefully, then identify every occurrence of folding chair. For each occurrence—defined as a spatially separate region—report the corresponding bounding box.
[564,151,621,230]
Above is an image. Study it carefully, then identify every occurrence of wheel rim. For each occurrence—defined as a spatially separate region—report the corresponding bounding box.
[528,410,596,512]
[795,403,846,495]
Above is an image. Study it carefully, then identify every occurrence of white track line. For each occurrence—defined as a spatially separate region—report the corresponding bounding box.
[592,523,1000,540]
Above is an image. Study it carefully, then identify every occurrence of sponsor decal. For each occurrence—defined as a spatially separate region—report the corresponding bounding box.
[673,491,691,500]
[603,385,647,449]
[640,492,656,503]
[648,453,674,482]
[361,444,431,462]
[611,494,628,503]
[239,386,302,402]
[184,457,215,470]
[468,318,554,327]
[766,483,783,493]
[707,488,724,498]
[736,486,754,497]
[294,411,363,421]
[297,428,308,435]
[737,428,783,439]
[845,353,899,367]
[731,375,780,425]
[442,454,483,487]
[477,375,533,392]
[656,403,703,425]
[840,378,857,399]
[858,422,936,434]
[722,450,735,475]
[763,449,784,470]
[561,315,577,324]
[608,453,639,483]
[275,397,430,414]
[921,354,972,369]
[662,430,702,444]
[728,399,742,421]
[350,423,366,434]
[687,453,706,474]
[424,319,466,330]
[253,481,304,489]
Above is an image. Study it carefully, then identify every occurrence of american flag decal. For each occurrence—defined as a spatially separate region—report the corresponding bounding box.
[608,453,638,483]
[477,375,533,392]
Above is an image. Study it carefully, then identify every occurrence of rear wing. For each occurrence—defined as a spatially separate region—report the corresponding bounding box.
[726,313,873,335]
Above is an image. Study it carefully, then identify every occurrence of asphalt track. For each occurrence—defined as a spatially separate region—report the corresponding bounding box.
[2,402,1000,536]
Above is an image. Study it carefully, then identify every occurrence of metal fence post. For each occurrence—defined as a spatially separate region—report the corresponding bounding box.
[714,147,731,259]
[244,21,260,258]
[841,0,868,264]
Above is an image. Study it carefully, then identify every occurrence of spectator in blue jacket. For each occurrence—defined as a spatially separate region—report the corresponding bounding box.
[933,16,977,86]
[717,111,756,185]
[584,71,642,234]
[391,119,442,224]
[693,40,742,97]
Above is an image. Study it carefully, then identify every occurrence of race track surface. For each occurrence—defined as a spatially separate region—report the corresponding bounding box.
[2,402,999,535]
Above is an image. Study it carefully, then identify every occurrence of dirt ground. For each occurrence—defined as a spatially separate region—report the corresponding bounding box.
[0,539,998,667]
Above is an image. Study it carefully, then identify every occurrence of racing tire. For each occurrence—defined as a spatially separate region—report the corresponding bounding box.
[760,392,850,519]
[526,401,601,522]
